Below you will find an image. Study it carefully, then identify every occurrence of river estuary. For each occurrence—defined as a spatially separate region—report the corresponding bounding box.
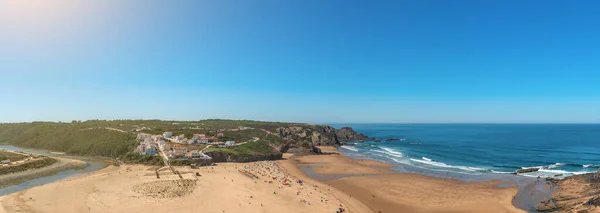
[0,145,107,197]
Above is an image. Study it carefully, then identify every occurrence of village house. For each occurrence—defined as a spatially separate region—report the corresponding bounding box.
[1,159,10,164]
[225,141,236,147]
[217,132,224,137]
[190,150,201,158]
[143,138,154,145]
[193,134,206,138]
[162,143,171,151]
[197,137,209,144]
[173,147,188,158]
[163,132,173,138]
[144,146,157,155]
[166,150,174,158]
[187,138,195,144]
[136,133,152,140]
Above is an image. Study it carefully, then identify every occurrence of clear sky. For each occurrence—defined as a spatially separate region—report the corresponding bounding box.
[1,0,599,123]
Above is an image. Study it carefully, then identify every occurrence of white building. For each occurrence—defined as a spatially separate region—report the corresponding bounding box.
[225,141,236,147]
[197,138,209,144]
[163,132,173,138]
[137,133,152,140]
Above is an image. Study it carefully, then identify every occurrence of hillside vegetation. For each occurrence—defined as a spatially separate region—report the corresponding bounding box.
[0,150,28,162]
[0,122,137,158]
[0,157,57,175]
[0,120,366,161]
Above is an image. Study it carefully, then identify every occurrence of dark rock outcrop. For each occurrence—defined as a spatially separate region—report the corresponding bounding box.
[335,127,370,143]
[386,138,400,141]
[277,125,340,147]
[275,125,370,153]
[516,167,540,174]
[536,199,558,212]
[587,196,600,206]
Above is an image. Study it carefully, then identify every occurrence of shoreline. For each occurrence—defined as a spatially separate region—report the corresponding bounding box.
[291,146,526,213]
[0,146,548,213]
[0,157,88,189]
[0,160,366,213]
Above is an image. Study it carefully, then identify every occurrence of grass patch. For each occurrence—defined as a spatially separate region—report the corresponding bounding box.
[0,157,57,175]
[0,150,28,162]
[120,152,164,166]
[208,141,279,158]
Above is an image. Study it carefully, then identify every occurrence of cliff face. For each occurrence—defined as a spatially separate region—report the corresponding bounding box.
[335,127,370,143]
[275,125,370,153]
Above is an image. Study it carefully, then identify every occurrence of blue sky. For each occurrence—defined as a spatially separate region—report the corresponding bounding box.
[1,0,599,123]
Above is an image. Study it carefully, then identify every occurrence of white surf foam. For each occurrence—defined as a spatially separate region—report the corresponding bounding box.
[584,164,599,168]
[340,146,359,152]
[379,147,404,158]
[548,163,565,169]
[410,157,487,172]
[491,170,514,174]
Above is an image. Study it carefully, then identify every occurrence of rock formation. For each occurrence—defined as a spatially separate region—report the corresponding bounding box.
[335,127,371,143]
[516,167,540,174]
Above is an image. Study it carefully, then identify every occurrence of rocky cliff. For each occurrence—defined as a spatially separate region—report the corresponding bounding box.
[335,127,371,143]
[275,125,370,153]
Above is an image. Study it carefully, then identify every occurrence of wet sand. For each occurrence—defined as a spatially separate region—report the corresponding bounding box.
[288,146,525,213]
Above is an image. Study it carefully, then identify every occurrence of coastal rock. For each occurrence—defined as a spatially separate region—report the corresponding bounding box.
[516,168,540,174]
[548,172,600,212]
[275,125,370,153]
[277,125,340,147]
[536,199,558,212]
[386,138,400,141]
[587,196,600,206]
[335,127,370,143]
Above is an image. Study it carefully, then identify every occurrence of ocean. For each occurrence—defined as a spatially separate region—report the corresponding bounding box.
[330,124,600,179]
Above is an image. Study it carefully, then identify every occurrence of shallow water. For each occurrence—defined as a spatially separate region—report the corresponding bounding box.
[331,124,600,178]
[327,124,597,212]
[0,145,107,196]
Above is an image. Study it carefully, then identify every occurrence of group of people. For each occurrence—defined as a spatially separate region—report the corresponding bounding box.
[240,161,346,212]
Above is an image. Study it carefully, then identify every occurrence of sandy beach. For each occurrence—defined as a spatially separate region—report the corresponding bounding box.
[0,146,524,213]
[291,146,525,213]
[0,159,361,213]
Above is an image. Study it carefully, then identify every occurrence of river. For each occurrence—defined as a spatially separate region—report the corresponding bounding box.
[0,145,107,196]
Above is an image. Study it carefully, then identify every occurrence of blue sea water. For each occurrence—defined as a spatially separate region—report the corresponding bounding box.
[330,124,600,179]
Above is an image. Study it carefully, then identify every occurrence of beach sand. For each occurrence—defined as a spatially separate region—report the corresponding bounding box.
[0,146,525,213]
[287,146,525,213]
[0,160,359,213]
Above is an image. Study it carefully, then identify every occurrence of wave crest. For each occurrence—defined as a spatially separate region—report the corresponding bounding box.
[340,146,359,152]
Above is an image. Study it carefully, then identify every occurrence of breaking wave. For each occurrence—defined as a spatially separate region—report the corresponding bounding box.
[340,146,359,152]
[409,157,489,172]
